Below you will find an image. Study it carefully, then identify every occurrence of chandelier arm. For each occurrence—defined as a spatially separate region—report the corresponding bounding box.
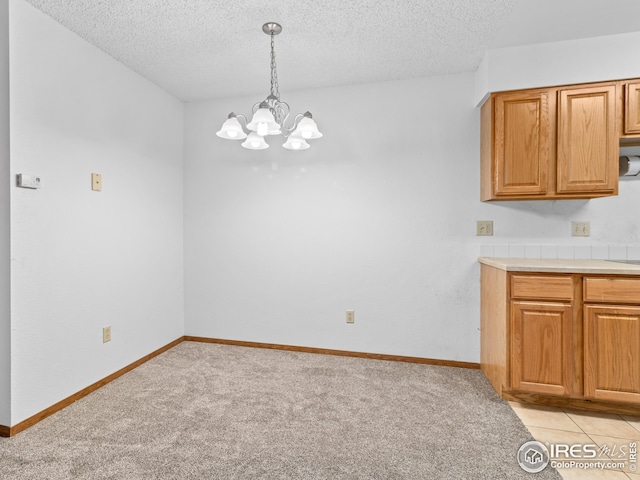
[279,112,305,137]
[280,125,294,137]
[272,101,289,129]
[291,113,305,127]
[251,101,264,114]
[234,114,249,132]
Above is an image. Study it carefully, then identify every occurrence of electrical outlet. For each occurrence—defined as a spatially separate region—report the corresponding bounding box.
[103,326,111,343]
[477,220,493,236]
[571,221,590,237]
[346,310,355,324]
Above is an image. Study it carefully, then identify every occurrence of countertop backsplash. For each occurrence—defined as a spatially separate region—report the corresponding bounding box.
[479,244,640,261]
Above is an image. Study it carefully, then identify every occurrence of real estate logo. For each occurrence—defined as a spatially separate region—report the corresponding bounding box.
[517,440,550,473]
[518,440,637,473]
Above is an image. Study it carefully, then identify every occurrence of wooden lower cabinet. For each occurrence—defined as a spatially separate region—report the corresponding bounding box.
[511,301,573,396]
[480,264,640,413]
[584,305,640,403]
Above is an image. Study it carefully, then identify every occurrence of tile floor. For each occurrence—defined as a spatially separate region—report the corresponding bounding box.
[510,402,640,480]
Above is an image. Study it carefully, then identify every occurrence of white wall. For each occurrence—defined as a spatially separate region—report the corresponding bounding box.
[185,71,640,364]
[185,74,486,362]
[8,0,184,424]
[475,31,640,105]
[0,0,10,427]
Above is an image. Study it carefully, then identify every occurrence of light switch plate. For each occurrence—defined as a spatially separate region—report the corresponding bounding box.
[103,325,111,343]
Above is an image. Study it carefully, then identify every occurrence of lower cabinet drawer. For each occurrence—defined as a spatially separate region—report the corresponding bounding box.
[584,277,640,304]
[511,274,574,301]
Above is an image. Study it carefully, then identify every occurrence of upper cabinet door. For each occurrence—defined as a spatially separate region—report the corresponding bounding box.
[625,81,640,134]
[556,85,617,194]
[493,91,550,196]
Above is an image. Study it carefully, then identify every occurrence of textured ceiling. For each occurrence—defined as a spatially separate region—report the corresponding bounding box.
[22,0,640,102]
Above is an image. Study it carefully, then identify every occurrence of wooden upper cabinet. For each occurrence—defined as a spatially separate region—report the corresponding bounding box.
[625,81,640,134]
[493,91,550,197]
[481,80,626,201]
[556,85,618,194]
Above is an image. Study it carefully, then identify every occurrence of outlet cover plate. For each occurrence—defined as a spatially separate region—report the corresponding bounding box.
[477,220,493,236]
[92,173,102,192]
[103,326,111,343]
[346,310,355,324]
[572,221,590,237]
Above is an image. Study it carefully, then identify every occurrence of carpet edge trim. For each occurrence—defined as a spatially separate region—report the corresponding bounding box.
[183,336,480,370]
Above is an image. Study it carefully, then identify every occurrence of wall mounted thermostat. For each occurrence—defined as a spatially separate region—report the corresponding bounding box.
[17,174,41,189]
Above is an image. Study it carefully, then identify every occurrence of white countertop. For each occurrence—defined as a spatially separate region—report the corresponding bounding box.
[478,257,640,274]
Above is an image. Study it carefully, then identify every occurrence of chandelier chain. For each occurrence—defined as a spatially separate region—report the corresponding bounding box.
[270,32,280,100]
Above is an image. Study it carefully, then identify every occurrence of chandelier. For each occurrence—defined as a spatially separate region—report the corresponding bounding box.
[216,22,322,151]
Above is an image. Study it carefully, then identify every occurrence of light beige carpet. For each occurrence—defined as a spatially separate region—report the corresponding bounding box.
[0,342,561,479]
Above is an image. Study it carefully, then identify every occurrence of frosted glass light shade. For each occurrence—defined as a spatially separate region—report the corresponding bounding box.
[294,116,322,139]
[242,132,269,150]
[246,108,281,135]
[216,117,247,139]
[282,132,310,150]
